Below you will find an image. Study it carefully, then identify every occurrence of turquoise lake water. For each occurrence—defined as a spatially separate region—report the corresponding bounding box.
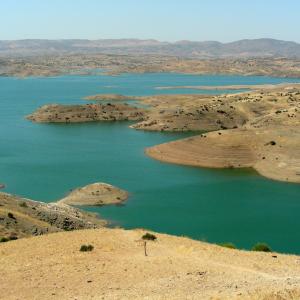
[0,73,300,253]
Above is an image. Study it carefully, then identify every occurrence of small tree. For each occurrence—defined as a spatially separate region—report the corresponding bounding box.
[142,233,157,241]
[141,233,157,256]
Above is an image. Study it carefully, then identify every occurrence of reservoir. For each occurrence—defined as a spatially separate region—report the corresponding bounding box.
[0,73,300,253]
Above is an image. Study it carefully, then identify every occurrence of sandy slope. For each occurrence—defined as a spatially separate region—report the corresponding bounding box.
[1,228,300,300]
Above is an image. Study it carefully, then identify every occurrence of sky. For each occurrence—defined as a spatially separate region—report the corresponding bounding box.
[1,0,300,42]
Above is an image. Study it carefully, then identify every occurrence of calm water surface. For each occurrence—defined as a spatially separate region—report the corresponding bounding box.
[0,73,300,253]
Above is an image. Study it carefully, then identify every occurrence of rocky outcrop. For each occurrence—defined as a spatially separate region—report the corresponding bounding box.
[0,192,106,240]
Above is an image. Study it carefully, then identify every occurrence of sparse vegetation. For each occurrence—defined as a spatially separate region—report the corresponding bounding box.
[80,244,94,252]
[252,243,272,252]
[0,236,18,243]
[142,233,157,241]
[19,202,28,208]
[7,212,15,219]
[0,237,9,243]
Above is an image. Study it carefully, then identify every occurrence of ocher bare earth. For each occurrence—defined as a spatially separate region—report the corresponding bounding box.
[58,183,128,206]
[1,228,300,300]
[146,127,300,183]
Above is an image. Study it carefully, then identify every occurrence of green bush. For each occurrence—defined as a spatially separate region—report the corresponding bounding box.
[220,242,236,249]
[142,233,157,241]
[80,244,94,252]
[252,243,272,252]
[0,237,9,243]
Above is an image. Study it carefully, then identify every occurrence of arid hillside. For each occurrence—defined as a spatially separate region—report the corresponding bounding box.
[1,228,300,300]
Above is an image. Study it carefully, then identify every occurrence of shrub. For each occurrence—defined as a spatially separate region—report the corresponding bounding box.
[252,243,272,252]
[80,244,94,252]
[142,233,157,241]
[19,202,28,208]
[220,242,236,249]
[7,212,15,219]
[0,237,9,243]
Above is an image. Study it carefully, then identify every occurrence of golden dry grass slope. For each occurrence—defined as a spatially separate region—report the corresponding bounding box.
[1,228,300,300]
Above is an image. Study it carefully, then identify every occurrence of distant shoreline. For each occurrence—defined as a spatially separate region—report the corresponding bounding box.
[1,54,300,78]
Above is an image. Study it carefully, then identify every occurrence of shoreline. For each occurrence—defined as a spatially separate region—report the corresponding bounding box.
[146,127,300,184]
[1,54,300,78]
[155,82,300,91]
[1,70,300,79]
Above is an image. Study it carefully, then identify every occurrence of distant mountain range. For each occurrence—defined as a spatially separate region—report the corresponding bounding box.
[1,38,300,58]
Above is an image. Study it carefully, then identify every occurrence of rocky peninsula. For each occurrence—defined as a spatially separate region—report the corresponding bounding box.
[27,103,146,123]
[142,84,300,183]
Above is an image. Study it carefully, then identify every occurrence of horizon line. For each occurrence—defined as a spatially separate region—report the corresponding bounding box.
[0,37,299,44]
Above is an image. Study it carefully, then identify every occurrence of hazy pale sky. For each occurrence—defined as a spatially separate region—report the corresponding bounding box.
[1,0,300,42]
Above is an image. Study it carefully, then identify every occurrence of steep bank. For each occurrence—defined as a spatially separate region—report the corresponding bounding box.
[1,228,300,299]
[0,182,129,240]
[0,192,105,239]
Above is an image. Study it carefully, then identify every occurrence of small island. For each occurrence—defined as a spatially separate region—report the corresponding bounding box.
[58,182,129,206]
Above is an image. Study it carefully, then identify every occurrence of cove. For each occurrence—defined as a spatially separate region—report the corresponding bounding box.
[0,73,300,254]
